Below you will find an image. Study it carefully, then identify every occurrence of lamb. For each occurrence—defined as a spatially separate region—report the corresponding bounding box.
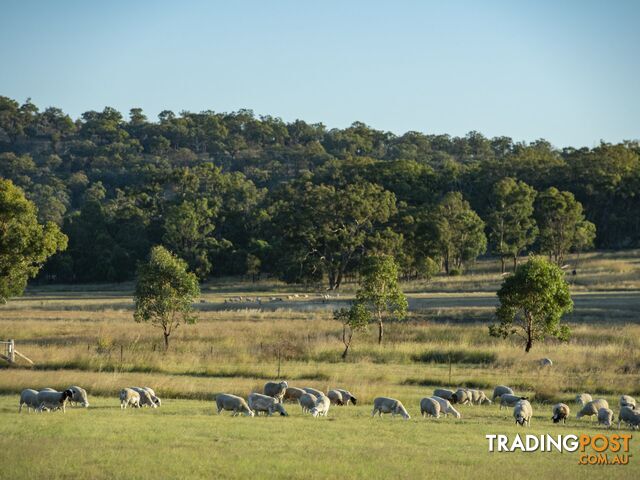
[514,400,533,427]
[420,397,441,418]
[597,408,614,428]
[263,381,288,403]
[500,394,528,410]
[468,389,492,405]
[451,388,471,405]
[551,403,570,424]
[336,389,357,405]
[433,388,455,401]
[619,395,636,409]
[371,397,411,420]
[120,388,141,409]
[303,387,325,398]
[327,390,344,405]
[310,395,331,418]
[577,399,609,420]
[283,387,305,402]
[299,393,318,413]
[430,396,462,418]
[36,389,73,413]
[492,385,514,401]
[575,393,593,406]
[539,358,553,367]
[19,389,39,413]
[215,393,254,417]
[618,406,640,430]
[248,393,288,416]
[67,386,89,407]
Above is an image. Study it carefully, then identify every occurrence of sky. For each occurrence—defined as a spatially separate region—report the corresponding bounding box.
[0,0,638,148]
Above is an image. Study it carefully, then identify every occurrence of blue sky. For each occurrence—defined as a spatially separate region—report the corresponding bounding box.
[1,0,638,147]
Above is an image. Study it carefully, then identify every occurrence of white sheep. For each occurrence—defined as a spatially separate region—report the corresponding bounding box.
[142,387,161,406]
[551,403,570,424]
[303,387,325,398]
[452,388,471,405]
[619,395,636,409]
[539,358,553,367]
[468,389,492,405]
[430,396,461,418]
[131,387,158,408]
[336,389,357,405]
[263,381,288,403]
[310,395,331,418]
[492,385,514,401]
[248,393,288,416]
[514,400,533,427]
[420,397,441,418]
[577,399,609,420]
[371,397,411,420]
[597,408,614,428]
[19,389,39,413]
[68,386,89,407]
[283,387,305,402]
[36,389,73,413]
[575,393,593,406]
[120,388,141,409]
[327,390,344,405]
[299,393,318,413]
[433,388,455,401]
[215,393,254,417]
[618,406,640,430]
[500,394,529,410]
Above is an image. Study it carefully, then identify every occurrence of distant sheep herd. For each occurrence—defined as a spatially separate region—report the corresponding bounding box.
[16,380,640,430]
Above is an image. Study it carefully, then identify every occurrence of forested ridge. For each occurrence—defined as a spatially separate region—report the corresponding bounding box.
[1,96,638,287]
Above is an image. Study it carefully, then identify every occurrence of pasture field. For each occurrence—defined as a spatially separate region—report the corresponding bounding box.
[1,251,639,479]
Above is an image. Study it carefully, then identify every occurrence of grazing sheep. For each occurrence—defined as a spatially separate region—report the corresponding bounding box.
[500,394,528,410]
[577,399,609,420]
[619,395,636,410]
[468,389,492,405]
[430,396,462,418]
[514,400,533,427]
[120,388,141,409]
[248,393,288,416]
[263,381,288,403]
[215,394,254,417]
[142,387,161,406]
[19,389,39,413]
[575,393,593,406]
[492,385,514,401]
[299,393,318,413]
[303,387,325,398]
[598,408,614,428]
[327,390,344,405]
[310,395,331,418]
[283,387,305,402]
[539,358,553,367]
[36,389,73,413]
[420,397,441,418]
[452,388,471,405]
[131,387,158,408]
[551,403,570,424]
[68,386,89,407]
[371,397,411,420]
[336,389,357,405]
[433,388,455,401]
[618,406,640,430]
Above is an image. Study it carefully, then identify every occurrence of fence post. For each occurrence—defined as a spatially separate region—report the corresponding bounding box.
[448,353,452,386]
[9,339,15,363]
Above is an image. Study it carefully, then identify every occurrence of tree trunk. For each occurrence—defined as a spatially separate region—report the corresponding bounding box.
[500,257,505,274]
[513,256,517,272]
[341,343,350,359]
[335,269,344,290]
[525,336,532,352]
[377,318,384,345]
[163,332,170,351]
[328,270,336,290]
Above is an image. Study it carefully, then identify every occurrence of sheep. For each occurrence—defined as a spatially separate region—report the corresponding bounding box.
[551,403,570,424]
[430,396,462,418]
[215,393,254,417]
[420,397,441,418]
[120,388,141,409]
[575,393,593,406]
[514,400,533,427]
[597,408,614,428]
[433,388,455,401]
[36,389,73,413]
[263,381,288,403]
[451,388,471,405]
[492,385,514,401]
[67,386,89,407]
[539,358,553,367]
[619,395,636,410]
[248,393,288,416]
[142,387,161,406]
[577,399,609,420]
[19,389,39,413]
[283,387,305,402]
[131,387,158,408]
[371,397,410,420]
[468,389,492,405]
[618,406,640,430]
[299,393,318,413]
[336,389,357,405]
[303,387,325,398]
[327,390,344,405]
[500,394,528,410]
[310,395,331,418]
